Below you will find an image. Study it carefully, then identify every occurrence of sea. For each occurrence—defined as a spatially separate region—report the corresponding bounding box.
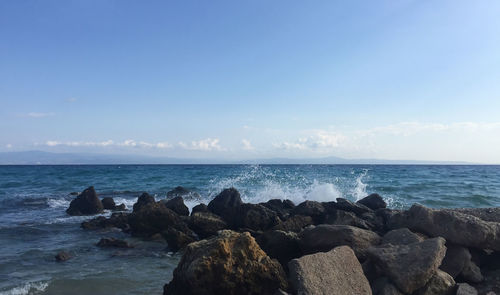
[0,164,499,294]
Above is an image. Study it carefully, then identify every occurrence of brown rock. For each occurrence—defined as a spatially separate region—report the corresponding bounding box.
[189,212,227,239]
[163,230,288,295]
[367,237,447,294]
[288,246,372,295]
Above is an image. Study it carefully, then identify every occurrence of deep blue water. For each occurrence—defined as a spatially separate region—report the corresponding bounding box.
[0,165,499,294]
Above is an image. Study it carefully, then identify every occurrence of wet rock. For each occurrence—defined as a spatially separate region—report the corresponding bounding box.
[392,204,500,251]
[367,237,447,294]
[237,203,280,231]
[288,246,371,295]
[128,202,190,237]
[55,251,71,262]
[161,196,189,216]
[260,199,295,220]
[167,186,201,200]
[101,197,116,210]
[207,188,243,227]
[66,186,104,215]
[189,212,227,239]
[191,203,208,215]
[440,244,471,278]
[256,230,302,268]
[81,213,129,230]
[357,193,387,210]
[382,228,424,245]
[133,192,155,213]
[324,210,372,230]
[299,224,381,260]
[272,215,313,232]
[456,283,478,295]
[163,230,288,295]
[163,228,196,251]
[336,198,373,215]
[414,269,455,295]
[292,200,325,223]
[96,238,133,248]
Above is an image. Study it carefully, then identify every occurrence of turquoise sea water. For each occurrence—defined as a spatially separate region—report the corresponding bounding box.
[0,164,499,294]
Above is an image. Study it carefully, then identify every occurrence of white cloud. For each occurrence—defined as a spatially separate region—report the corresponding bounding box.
[274,130,345,151]
[27,112,55,118]
[43,140,172,149]
[241,139,254,150]
[179,138,225,151]
[6,144,12,148]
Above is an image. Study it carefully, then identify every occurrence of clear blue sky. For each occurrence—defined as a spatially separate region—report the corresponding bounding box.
[1,0,500,162]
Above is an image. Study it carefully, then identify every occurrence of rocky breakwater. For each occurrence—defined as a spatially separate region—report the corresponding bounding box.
[66,186,500,294]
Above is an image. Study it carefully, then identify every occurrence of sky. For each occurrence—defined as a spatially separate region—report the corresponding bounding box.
[1,0,500,163]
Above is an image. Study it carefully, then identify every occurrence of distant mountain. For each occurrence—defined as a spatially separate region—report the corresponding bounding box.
[0,151,474,165]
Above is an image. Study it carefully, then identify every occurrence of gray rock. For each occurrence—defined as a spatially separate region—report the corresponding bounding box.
[207,188,243,227]
[456,283,478,295]
[382,228,425,245]
[237,203,280,231]
[367,237,447,294]
[324,210,372,230]
[292,201,325,223]
[394,204,500,251]
[273,215,313,232]
[414,269,455,295]
[188,212,227,239]
[371,277,403,295]
[447,208,500,223]
[162,196,189,216]
[357,193,387,210]
[440,244,471,278]
[260,199,295,220]
[460,259,483,283]
[66,186,104,215]
[133,192,155,212]
[101,197,116,210]
[288,246,371,295]
[191,203,208,215]
[336,198,373,215]
[299,224,381,260]
[256,230,302,268]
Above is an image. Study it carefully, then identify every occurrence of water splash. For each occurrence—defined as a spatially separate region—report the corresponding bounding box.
[352,169,368,201]
[0,281,48,295]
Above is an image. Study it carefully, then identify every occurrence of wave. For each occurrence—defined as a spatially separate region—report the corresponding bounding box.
[352,169,368,201]
[0,281,48,295]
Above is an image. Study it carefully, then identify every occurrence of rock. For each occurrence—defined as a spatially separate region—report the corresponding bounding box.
[393,204,500,251]
[474,268,500,295]
[96,238,133,248]
[360,212,386,232]
[288,246,372,295]
[260,199,295,220]
[81,213,129,230]
[382,228,424,245]
[163,230,288,295]
[189,212,227,239]
[256,230,302,268]
[163,228,196,251]
[367,237,447,294]
[161,196,189,216]
[370,277,403,295]
[207,188,243,227]
[440,244,471,278]
[324,210,372,230]
[460,259,483,283]
[114,203,126,211]
[167,186,201,200]
[101,197,116,210]
[298,224,381,260]
[191,203,208,215]
[336,198,373,215]
[456,283,478,295]
[357,193,387,210]
[448,208,500,223]
[133,192,155,212]
[272,215,313,232]
[237,203,280,231]
[292,201,325,223]
[66,186,104,215]
[55,251,71,262]
[128,202,190,237]
[414,269,455,295]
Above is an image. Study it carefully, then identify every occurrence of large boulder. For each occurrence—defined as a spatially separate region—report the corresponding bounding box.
[414,269,455,295]
[335,198,372,215]
[163,228,196,251]
[288,246,371,295]
[381,228,424,246]
[256,230,302,268]
[440,244,472,278]
[298,224,381,260]
[260,199,295,220]
[133,192,155,212]
[189,212,227,239]
[128,202,190,238]
[191,203,208,215]
[292,201,325,224]
[448,208,500,223]
[207,188,243,227]
[101,197,116,210]
[161,196,189,216]
[357,193,387,210]
[367,237,447,294]
[66,186,104,215]
[324,210,372,230]
[391,204,500,250]
[163,230,288,295]
[236,203,280,231]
